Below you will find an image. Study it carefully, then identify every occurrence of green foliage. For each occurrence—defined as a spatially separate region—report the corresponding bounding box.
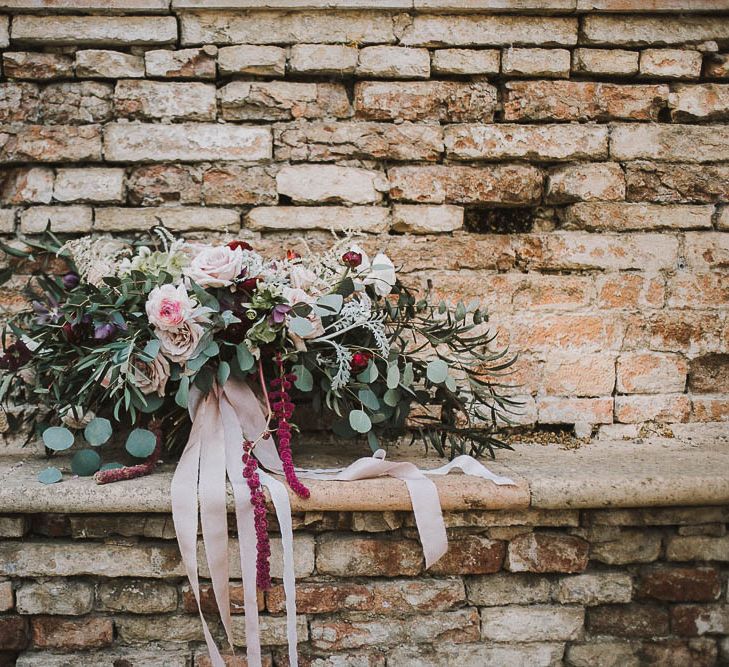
[126,428,157,458]
[38,467,63,484]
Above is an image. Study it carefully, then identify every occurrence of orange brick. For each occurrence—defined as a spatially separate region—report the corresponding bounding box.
[596,273,665,309]
[538,396,614,424]
[617,352,688,394]
[667,273,729,309]
[542,353,617,396]
[692,396,729,422]
[615,394,691,423]
[31,616,113,650]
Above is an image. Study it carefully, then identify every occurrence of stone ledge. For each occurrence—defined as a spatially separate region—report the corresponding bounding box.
[0,423,727,514]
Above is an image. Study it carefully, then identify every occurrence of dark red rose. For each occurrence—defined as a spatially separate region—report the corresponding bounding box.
[341,251,362,268]
[227,240,253,251]
[350,351,372,374]
[239,276,261,293]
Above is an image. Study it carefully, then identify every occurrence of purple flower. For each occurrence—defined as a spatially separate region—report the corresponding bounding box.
[62,272,80,290]
[32,298,60,325]
[0,340,32,372]
[269,304,291,325]
[94,323,118,342]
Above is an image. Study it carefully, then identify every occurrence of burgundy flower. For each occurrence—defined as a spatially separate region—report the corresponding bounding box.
[239,276,261,293]
[227,240,253,252]
[0,340,32,372]
[350,351,372,374]
[341,251,362,268]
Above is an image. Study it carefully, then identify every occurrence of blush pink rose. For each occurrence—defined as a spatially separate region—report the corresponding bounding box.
[185,245,244,288]
[145,284,196,331]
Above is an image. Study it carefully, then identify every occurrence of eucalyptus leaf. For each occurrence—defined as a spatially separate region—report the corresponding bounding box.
[186,354,208,372]
[42,426,74,451]
[314,294,343,316]
[426,359,449,384]
[402,362,414,388]
[125,428,157,459]
[71,449,101,476]
[383,388,400,407]
[194,366,214,393]
[386,364,400,390]
[357,361,379,384]
[289,316,314,337]
[38,467,63,484]
[135,392,164,414]
[100,462,124,471]
[142,339,161,360]
[358,388,380,411]
[175,375,190,409]
[84,418,112,447]
[235,344,255,372]
[367,431,380,454]
[293,364,313,392]
[349,409,372,434]
[203,341,219,357]
[445,375,457,392]
[217,361,231,387]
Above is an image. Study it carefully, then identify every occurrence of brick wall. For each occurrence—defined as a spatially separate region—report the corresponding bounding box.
[0,1,728,437]
[0,506,728,665]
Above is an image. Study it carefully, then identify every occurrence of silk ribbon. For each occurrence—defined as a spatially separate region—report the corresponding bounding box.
[171,377,515,667]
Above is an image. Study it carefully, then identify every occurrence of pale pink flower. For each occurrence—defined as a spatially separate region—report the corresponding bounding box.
[185,245,244,288]
[145,284,196,331]
[156,320,204,363]
[132,355,170,398]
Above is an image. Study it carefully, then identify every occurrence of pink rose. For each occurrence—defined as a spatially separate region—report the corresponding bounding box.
[157,321,204,363]
[186,245,244,288]
[146,284,197,331]
[132,354,170,398]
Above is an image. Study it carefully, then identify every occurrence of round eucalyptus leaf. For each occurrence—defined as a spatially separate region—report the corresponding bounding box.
[100,462,124,471]
[445,375,457,392]
[84,418,113,447]
[358,388,380,411]
[383,388,400,407]
[125,428,157,459]
[367,431,380,453]
[42,426,74,451]
[349,409,372,434]
[426,359,449,384]
[38,466,63,485]
[136,392,164,414]
[293,364,313,392]
[71,449,101,477]
[386,364,400,390]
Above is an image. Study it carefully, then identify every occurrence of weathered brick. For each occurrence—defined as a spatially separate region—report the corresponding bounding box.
[144,47,216,79]
[20,205,92,233]
[588,604,669,638]
[267,578,464,615]
[115,614,208,643]
[638,567,721,602]
[0,207,16,233]
[16,580,93,616]
[670,83,729,121]
[690,354,729,393]
[555,573,633,605]
[0,167,53,204]
[564,202,713,231]
[221,81,351,121]
[502,47,570,77]
[316,534,423,577]
[104,123,271,162]
[546,162,625,204]
[504,81,668,121]
[626,162,729,204]
[506,532,589,573]
[128,164,200,206]
[97,579,178,614]
[181,10,395,46]
[596,274,665,310]
[389,643,564,667]
[671,604,729,636]
[572,48,639,76]
[610,124,729,163]
[357,46,430,79]
[582,15,729,47]
[684,232,729,270]
[641,638,718,666]
[466,573,552,606]
[538,397,613,425]
[399,15,577,47]
[246,206,389,234]
[640,310,727,356]
[202,166,277,206]
[289,44,358,76]
[182,581,264,615]
[274,120,443,163]
[542,353,617,397]
[428,536,505,575]
[114,80,216,121]
[668,272,729,309]
[677,523,727,537]
[0,582,13,612]
[0,616,27,651]
[431,48,500,75]
[615,394,692,423]
[589,507,729,527]
[445,123,608,161]
[0,81,40,122]
[706,53,729,79]
[76,49,145,78]
[640,48,703,79]
[54,167,124,203]
[692,397,729,422]
[276,165,386,205]
[566,642,640,667]
[310,610,478,650]
[2,51,73,79]
[481,605,584,642]
[391,205,463,234]
[16,649,190,667]
[196,653,272,667]
[666,535,729,561]
[12,15,177,46]
[388,164,542,205]
[39,81,113,124]
[32,616,113,650]
[0,14,7,48]
[95,206,239,233]
[218,45,286,77]
[617,352,688,394]
[355,81,496,122]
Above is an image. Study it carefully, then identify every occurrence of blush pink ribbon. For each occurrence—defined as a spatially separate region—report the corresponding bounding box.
[171,378,515,667]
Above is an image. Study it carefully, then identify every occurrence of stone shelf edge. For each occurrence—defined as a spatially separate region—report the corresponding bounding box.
[1,423,727,514]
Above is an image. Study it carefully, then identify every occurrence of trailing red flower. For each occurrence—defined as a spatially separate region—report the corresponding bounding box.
[269,354,310,499]
[350,351,372,374]
[242,442,271,590]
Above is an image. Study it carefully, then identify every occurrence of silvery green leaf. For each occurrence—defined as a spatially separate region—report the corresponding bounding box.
[43,426,74,451]
[203,341,219,357]
[357,361,379,384]
[445,375,457,392]
[313,294,343,317]
[125,428,157,459]
[402,362,414,387]
[349,409,372,434]
[236,344,255,372]
[383,388,400,407]
[38,467,63,484]
[84,418,112,447]
[293,364,313,392]
[426,359,449,384]
[217,361,230,387]
[71,449,101,476]
[358,388,380,411]
[142,339,161,360]
[289,316,314,337]
[221,310,241,326]
[386,364,400,390]
[175,376,190,409]
[367,431,379,453]
[455,301,466,321]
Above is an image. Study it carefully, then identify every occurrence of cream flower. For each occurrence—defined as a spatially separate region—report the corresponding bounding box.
[132,355,170,398]
[283,287,325,350]
[289,265,319,291]
[185,245,244,288]
[156,320,204,363]
[146,284,197,331]
[350,245,396,297]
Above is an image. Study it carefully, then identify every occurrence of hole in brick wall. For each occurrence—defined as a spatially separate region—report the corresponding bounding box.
[657,107,673,123]
[464,207,536,234]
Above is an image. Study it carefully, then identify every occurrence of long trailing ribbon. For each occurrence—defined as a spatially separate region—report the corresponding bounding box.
[171,377,515,667]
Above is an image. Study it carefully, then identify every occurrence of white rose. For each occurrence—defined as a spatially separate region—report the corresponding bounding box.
[146,284,197,331]
[364,252,396,297]
[185,245,244,288]
[133,355,170,398]
[156,321,204,363]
